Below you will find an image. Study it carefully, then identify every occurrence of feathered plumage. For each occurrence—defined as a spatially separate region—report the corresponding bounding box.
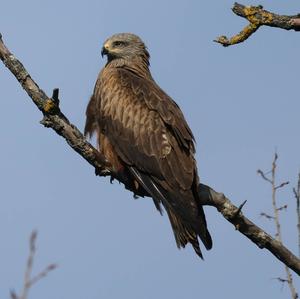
[85,33,212,258]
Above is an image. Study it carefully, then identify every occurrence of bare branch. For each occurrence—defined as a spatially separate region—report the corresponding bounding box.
[293,172,300,258]
[270,153,282,242]
[273,277,289,283]
[28,264,58,289]
[259,153,298,298]
[20,231,37,299]
[233,200,247,219]
[10,290,18,299]
[198,184,300,276]
[257,169,272,184]
[1,34,300,277]
[275,181,290,190]
[260,212,275,220]
[215,3,300,47]
[272,277,290,293]
[277,205,288,212]
[12,231,57,299]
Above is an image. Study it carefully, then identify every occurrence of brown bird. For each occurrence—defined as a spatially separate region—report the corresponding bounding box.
[85,33,212,258]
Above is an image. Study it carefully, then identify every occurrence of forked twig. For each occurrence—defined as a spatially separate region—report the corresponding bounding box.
[258,153,297,298]
[10,231,57,299]
[215,3,300,47]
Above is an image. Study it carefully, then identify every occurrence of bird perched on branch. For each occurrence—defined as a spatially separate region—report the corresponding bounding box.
[85,33,212,258]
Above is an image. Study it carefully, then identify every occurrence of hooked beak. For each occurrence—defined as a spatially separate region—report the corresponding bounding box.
[101,45,109,57]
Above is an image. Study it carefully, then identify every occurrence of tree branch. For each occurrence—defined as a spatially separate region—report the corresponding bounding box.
[10,231,57,299]
[293,172,300,258]
[198,184,300,276]
[1,33,300,276]
[215,3,300,47]
[0,33,110,175]
[258,153,297,299]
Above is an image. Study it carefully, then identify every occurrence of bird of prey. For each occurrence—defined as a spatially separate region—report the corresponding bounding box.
[85,33,212,258]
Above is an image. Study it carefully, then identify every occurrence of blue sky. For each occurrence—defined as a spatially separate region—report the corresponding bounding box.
[1,1,299,298]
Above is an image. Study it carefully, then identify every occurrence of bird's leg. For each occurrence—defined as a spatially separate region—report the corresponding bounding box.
[93,148,112,177]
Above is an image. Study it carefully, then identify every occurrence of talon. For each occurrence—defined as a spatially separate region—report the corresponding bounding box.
[95,165,111,178]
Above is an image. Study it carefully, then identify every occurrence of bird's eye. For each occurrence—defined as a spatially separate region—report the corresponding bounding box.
[113,41,126,47]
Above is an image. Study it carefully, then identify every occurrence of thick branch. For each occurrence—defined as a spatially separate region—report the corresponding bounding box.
[198,184,300,276]
[1,34,300,276]
[215,3,300,47]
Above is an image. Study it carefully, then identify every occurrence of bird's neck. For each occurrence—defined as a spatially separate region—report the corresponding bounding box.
[106,56,152,79]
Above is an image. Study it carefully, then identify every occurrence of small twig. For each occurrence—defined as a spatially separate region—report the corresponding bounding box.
[215,3,300,47]
[259,153,298,298]
[257,169,272,184]
[271,153,282,242]
[275,181,290,190]
[273,277,289,283]
[258,153,289,236]
[293,172,300,258]
[272,277,290,292]
[19,231,37,299]
[11,231,57,299]
[260,212,275,220]
[10,290,18,299]
[51,88,60,104]
[233,200,247,218]
[28,264,58,288]
[277,205,288,212]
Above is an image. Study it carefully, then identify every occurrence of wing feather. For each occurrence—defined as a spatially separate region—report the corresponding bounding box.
[85,66,211,256]
[98,67,196,190]
[85,64,212,257]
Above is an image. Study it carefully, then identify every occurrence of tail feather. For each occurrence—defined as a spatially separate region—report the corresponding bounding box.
[166,208,204,259]
[128,166,212,258]
[197,206,213,250]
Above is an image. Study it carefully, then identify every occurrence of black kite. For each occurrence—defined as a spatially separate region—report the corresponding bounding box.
[85,33,212,258]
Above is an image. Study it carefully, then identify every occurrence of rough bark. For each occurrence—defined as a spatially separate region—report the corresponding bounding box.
[198,184,300,276]
[215,3,300,47]
[1,33,300,276]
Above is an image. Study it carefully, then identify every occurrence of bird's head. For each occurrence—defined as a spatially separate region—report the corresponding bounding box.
[101,33,150,64]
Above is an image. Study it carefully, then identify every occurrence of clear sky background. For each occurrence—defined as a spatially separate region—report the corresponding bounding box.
[1,1,300,298]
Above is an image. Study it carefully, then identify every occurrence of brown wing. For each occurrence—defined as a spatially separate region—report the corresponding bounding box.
[85,67,212,257]
[100,70,195,199]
